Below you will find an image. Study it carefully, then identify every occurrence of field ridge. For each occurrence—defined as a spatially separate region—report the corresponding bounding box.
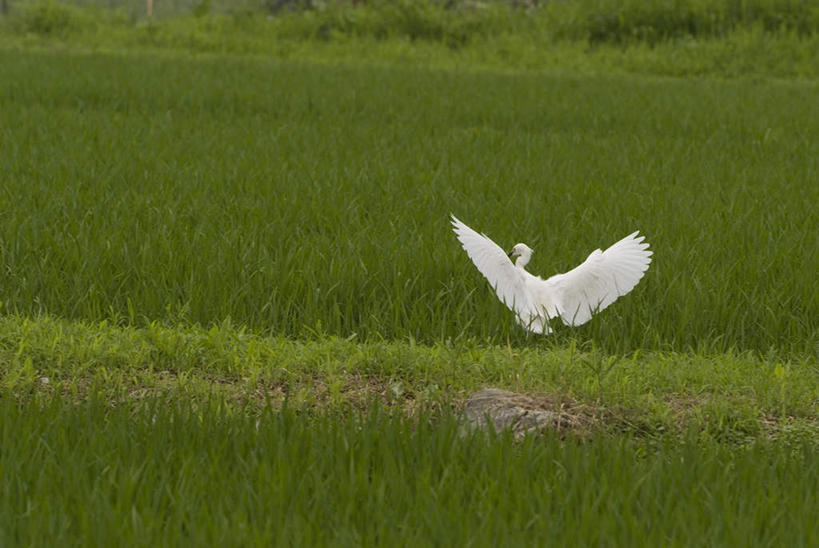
[2,313,817,441]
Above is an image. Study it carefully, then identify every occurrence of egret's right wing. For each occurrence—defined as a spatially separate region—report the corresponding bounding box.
[450,215,529,316]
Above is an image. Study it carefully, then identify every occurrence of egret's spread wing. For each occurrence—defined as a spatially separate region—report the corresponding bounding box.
[450,215,529,317]
[544,231,652,326]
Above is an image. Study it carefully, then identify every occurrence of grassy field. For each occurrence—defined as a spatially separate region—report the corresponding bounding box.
[1,2,818,544]
[1,48,817,354]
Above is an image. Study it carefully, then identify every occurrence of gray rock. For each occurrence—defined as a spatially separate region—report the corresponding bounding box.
[462,388,586,438]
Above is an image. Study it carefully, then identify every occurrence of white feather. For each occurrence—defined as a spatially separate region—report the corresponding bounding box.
[451,214,652,334]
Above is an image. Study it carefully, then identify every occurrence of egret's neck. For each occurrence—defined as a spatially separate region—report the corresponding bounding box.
[515,252,532,269]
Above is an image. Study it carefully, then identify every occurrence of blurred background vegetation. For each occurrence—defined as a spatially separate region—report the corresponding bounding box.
[2,0,818,46]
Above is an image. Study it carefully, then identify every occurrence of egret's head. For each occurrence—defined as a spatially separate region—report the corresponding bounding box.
[507,243,533,260]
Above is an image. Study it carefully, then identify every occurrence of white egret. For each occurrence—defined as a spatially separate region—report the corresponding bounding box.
[451,214,652,334]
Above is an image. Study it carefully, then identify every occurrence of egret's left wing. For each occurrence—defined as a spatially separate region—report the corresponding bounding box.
[543,231,652,326]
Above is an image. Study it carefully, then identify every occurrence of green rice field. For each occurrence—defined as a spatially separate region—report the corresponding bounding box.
[0,1,818,544]
[1,48,817,353]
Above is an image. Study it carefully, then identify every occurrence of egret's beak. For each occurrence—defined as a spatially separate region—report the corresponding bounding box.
[507,250,514,258]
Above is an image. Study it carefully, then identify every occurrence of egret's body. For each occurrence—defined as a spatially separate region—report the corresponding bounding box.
[451,215,652,334]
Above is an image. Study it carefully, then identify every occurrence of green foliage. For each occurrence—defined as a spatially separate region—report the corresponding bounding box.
[5,0,819,45]
[545,0,819,44]
[192,0,212,18]
[8,1,97,36]
[3,2,819,76]
[312,0,516,47]
[0,394,817,545]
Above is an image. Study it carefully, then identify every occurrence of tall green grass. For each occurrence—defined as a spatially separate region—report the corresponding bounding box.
[0,49,817,353]
[1,396,817,545]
